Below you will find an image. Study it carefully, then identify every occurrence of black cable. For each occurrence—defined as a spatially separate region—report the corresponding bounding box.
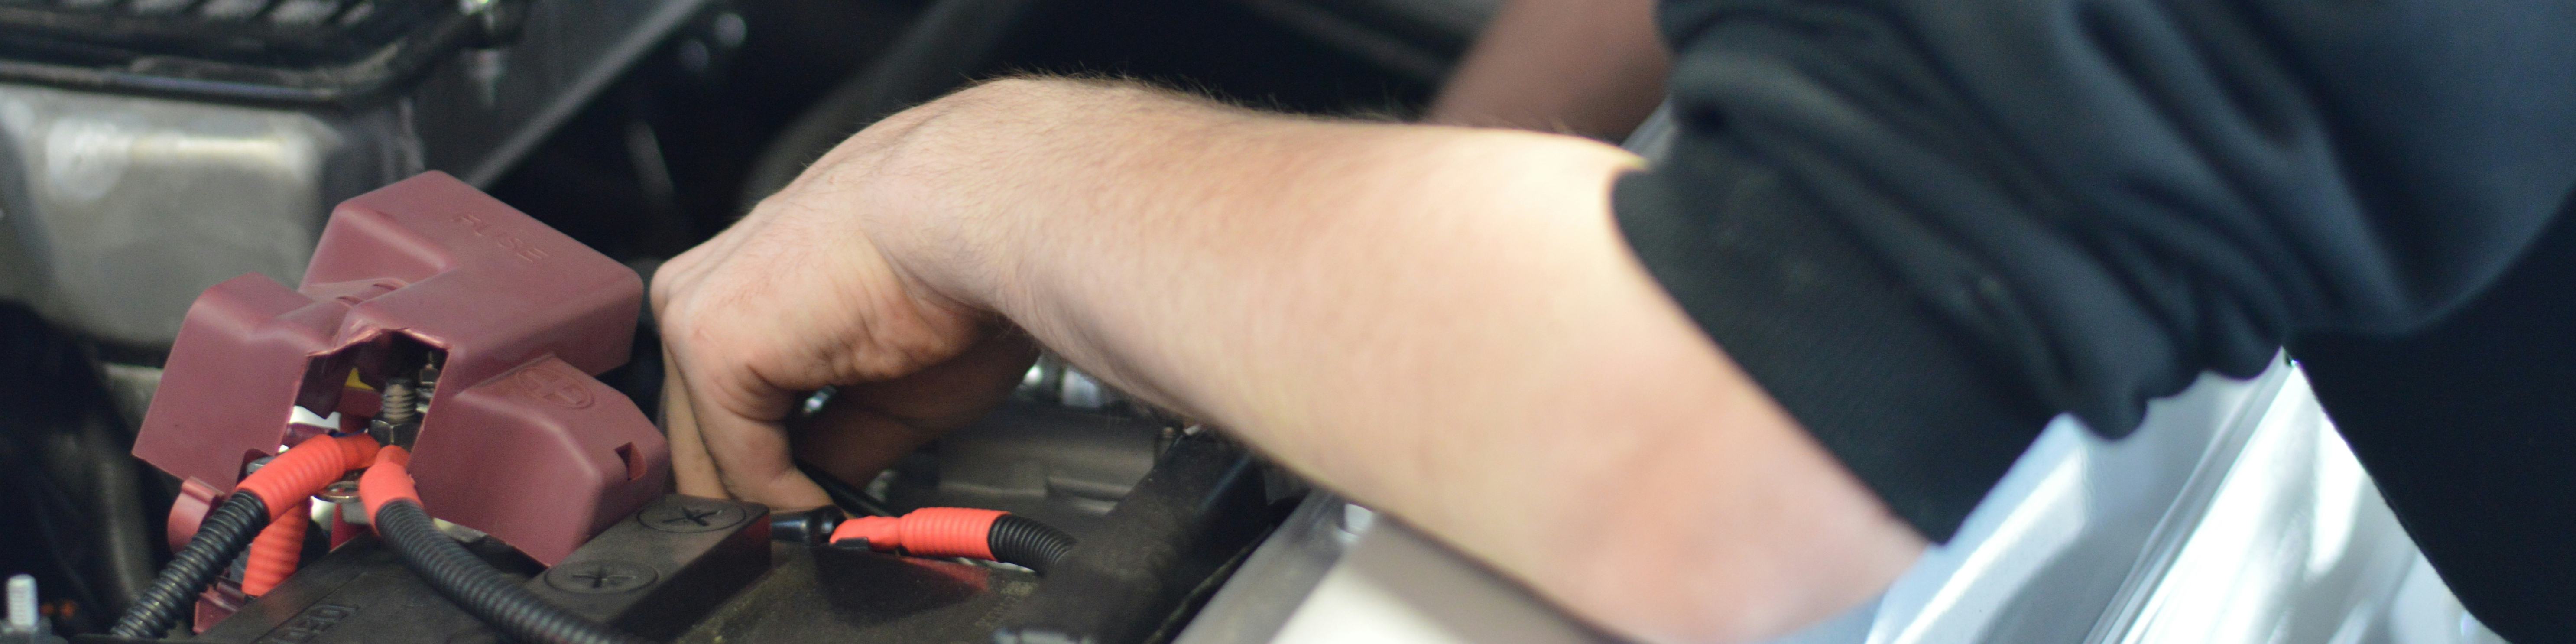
[796,460,896,517]
[109,491,267,638]
[374,500,650,644]
[987,514,1076,575]
[767,506,844,546]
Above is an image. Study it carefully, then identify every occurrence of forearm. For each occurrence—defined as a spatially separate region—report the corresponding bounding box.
[869,80,1920,643]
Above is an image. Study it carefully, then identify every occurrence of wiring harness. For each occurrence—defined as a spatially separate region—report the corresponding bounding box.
[359,447,650,644]
[110,433,380,637]
[114,434,1074,643]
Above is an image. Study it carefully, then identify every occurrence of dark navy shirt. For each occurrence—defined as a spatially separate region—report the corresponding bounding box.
[1613,0,2576,639]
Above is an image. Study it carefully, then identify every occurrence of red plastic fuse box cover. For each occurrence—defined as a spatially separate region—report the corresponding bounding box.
[134,171,669,565]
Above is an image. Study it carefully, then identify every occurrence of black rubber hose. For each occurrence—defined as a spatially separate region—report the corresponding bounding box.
[796,459,896,517]
[987,514,1077,575]
[374,500,651,644]
[109,491,268,638]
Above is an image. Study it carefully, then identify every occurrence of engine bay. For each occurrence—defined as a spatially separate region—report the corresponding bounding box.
[21,167,1306,644]
[0,1,1483,641]
[0,1,2517,644]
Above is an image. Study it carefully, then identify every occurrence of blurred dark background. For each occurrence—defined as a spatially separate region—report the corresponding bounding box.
[487,0,1476,262]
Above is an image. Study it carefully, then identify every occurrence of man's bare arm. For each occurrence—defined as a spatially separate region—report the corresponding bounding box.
[653,78,1921,644]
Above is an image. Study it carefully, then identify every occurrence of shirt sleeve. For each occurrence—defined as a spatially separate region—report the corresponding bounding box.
[1614,0,2576,540]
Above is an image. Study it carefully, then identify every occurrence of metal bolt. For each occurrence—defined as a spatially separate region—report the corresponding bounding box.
[368,420,420,450]
[639,500,745,533]
[542,561,656,594]
[315,480,361,504]
[308,478,370,526]
[378,378,420,426]
[5,574,39,634]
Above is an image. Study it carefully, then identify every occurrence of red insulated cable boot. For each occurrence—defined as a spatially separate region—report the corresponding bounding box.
[830,507,1007,559]
[359,446,420,521]
[224,433,373,599]
[235,434,381,521]
[241,498,310,596]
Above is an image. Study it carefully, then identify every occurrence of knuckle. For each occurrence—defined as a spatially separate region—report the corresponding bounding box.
[657,301,726,354]
[648,254,701,313]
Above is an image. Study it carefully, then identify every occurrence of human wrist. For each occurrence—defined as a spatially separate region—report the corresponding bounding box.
[787,79,1071,316]
[826,78,1236,319]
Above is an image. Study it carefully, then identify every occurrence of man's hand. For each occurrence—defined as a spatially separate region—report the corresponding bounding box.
[653,78,1924,644]
[650,100,1038,508]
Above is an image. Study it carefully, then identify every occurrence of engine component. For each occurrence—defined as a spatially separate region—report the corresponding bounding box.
[671,431,1278,644]
[3,574,63,644]
[78,427,1270,644]
[110,433,380,638]
[374,501,646,644]
[0,0,510,103]
[178,495,771,644]
[2,4,1524,642]
[130,172,666,566]
[992,432,1282,644]
[361,446,648,644]
[0,0,718,348]
[881,402,1172,535]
